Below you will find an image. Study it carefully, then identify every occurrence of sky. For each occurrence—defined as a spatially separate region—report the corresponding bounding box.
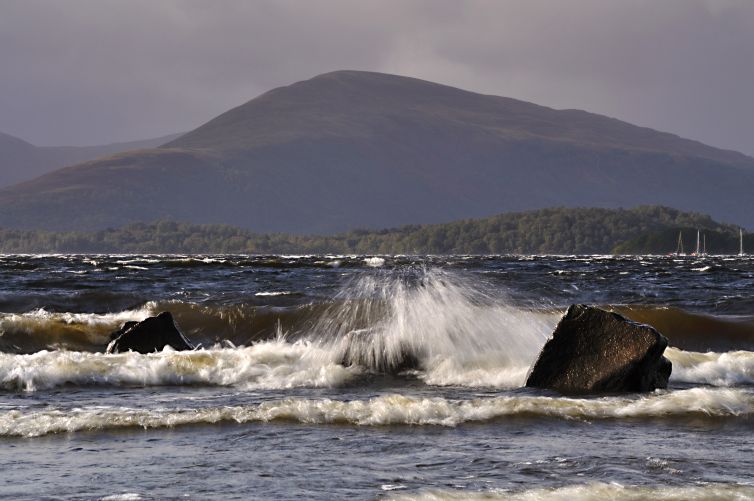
[1,0,753,155]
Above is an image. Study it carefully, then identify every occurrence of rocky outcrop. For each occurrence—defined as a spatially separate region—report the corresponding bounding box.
[106,312,194,354]
[526,304,671,394]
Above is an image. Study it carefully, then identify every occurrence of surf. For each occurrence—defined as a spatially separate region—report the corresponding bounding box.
[1,388,751,437]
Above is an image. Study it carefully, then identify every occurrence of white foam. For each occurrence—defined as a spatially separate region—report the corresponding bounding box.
[2,388,750,437]
[667,347,754,386]
[364,257,386,267]
[309,268,555,388]
[0,305,156,347]
[0,339,357,392]
[255,291,292,297]
[100,494,143,501]
[386,482,754,501]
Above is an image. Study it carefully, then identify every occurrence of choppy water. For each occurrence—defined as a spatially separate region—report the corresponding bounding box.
[1,254,753,500]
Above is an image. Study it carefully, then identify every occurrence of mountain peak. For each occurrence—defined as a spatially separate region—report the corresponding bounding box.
[3,71,754,233]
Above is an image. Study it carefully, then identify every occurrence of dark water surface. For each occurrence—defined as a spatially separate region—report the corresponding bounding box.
[1,255,753,500]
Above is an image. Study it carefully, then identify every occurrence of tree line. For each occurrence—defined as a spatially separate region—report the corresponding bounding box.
[0,206,747,255]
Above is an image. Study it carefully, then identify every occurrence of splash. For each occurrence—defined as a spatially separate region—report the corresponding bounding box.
[304,268,555,387]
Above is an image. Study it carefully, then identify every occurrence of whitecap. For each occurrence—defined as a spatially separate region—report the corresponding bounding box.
[1,388,750,437]
[666,347,754,386]
[364,257,386,267]
[386,482,754,501]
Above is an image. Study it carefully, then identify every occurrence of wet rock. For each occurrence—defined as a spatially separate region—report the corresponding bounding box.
[106,312,194,354]
[337,329,422,373]
[526,304,671,394]
[108,321,138,341]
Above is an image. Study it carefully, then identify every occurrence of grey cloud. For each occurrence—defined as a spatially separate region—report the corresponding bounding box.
[0,0,752,155]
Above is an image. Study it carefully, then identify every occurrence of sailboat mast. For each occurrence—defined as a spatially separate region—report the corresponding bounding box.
[695,230,700,255]
[741,228,745,256]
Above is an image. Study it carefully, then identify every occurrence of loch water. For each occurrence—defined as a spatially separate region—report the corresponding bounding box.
[0,254,753,500]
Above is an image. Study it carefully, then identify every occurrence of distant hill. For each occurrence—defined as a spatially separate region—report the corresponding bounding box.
[0,131,182,188]
[1,70,753,232]
[0,206,747,255]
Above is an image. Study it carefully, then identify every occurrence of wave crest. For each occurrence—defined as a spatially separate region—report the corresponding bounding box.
[0,340,357,392]
[386,482,754,501]
[2,388,751,437]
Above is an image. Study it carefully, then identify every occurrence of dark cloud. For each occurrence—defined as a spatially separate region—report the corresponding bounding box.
[0,0,752,155]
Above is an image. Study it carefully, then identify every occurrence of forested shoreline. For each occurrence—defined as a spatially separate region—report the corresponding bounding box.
[0,206,748,255]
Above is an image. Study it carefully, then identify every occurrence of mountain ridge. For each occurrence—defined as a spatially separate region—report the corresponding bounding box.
[1,70,753,232]
[0,131,182,188]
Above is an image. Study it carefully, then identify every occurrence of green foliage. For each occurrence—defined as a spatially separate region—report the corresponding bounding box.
[0,206,745,255]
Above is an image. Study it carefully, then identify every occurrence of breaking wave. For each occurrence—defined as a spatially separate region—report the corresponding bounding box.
[1,388,751,437]
[0,340,356,392]
[615,306,754,352]
[0,305,155,353]
[2,342,751,393]
[306,268,555,387]
[385,482,754,501]
[666,347,754,386]
[2,267,754,392]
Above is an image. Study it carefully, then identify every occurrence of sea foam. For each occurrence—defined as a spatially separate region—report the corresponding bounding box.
[2,388,751,437]
[386,482,754,501]
[307,268,556,388]
[0,340,357,392]
[666,347,754,386]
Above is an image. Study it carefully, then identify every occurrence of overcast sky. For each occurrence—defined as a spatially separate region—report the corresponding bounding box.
[1,0,752,155]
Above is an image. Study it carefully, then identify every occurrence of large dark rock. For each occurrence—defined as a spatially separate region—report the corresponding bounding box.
[526,304,672,394]
[106,312,194,354]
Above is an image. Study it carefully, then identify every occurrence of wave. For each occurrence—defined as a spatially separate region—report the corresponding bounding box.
[666,347,754,386]
[303,268,554,386]
[3,266,754,393]
[0,301,316,354]
[0,340,357,392]
[385,482,754,501]
[0,267,557,389]
[615,306,754,352]
[0,305,155,353]
[2,340,751,392]
[1,388,751,437]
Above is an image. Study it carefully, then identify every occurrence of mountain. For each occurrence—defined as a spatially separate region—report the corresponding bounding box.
[1,70,753,233]
[0,206,746,255]
[0,131,182,188]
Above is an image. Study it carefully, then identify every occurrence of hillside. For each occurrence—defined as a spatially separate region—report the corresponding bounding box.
[0,206,747,255]
[1,71,753,232]
[0,131,182,188]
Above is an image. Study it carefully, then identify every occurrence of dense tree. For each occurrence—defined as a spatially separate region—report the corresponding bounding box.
[0,206,747,255]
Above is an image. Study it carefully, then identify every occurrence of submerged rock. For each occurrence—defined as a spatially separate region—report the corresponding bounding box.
[526,304,671,394]
[336,329,422,373]
[106,312,194,354]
